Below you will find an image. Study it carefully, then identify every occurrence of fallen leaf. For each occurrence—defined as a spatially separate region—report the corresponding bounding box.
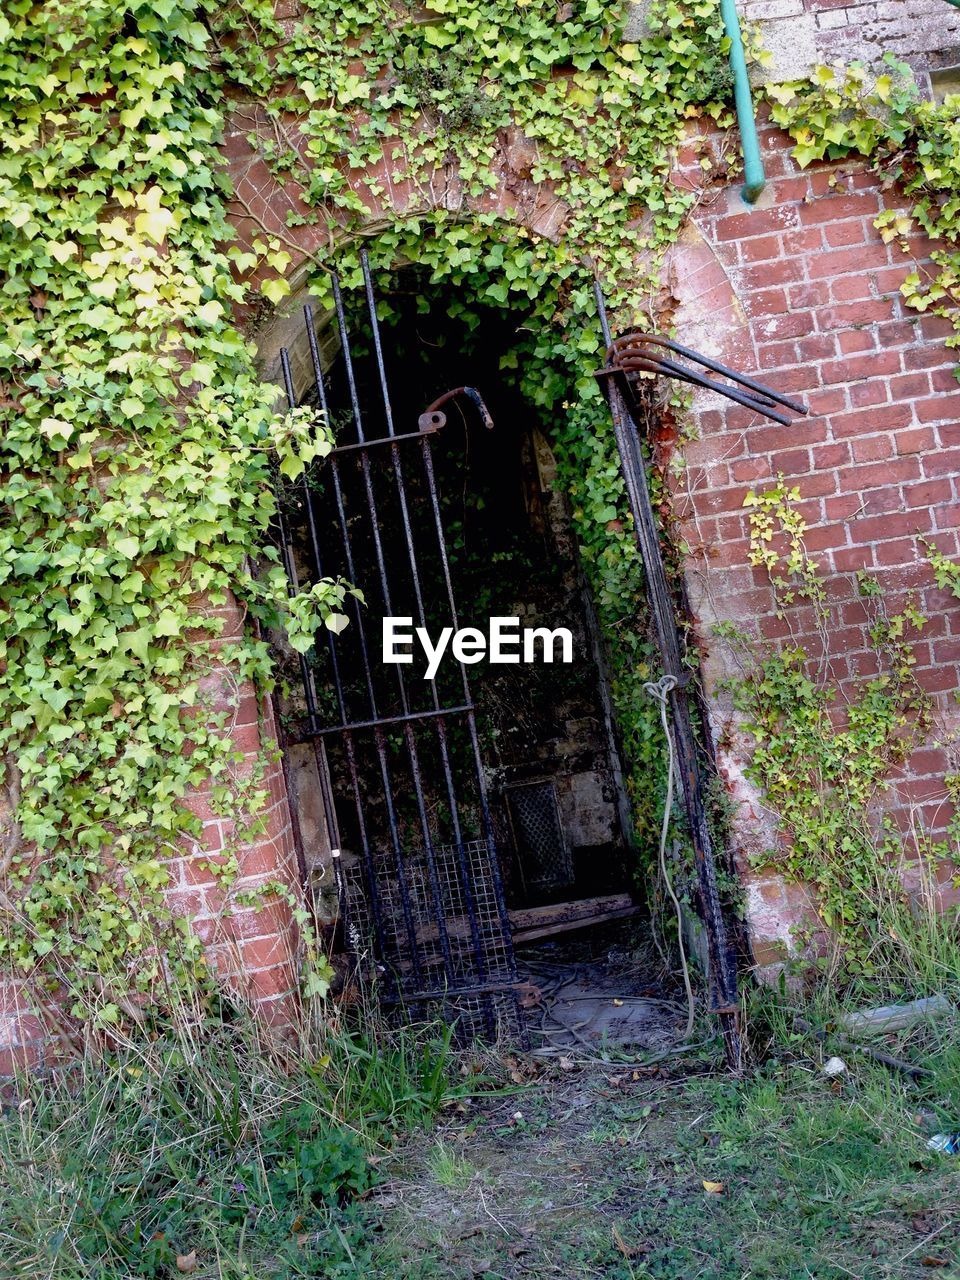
[921,1258,950,1268]
[558,1056,576,1071]
[612,998,624,1007]
[175,1252,198,1273]
[702,1180,724,1195]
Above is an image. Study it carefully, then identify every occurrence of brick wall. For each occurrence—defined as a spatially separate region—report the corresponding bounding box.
[667,115,960,968]
[0,597,303,1076]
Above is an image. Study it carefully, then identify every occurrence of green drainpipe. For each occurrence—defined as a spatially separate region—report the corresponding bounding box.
[719,0,766,203]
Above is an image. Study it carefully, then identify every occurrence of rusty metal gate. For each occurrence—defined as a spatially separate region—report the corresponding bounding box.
[275,251,520,1039]
[275,253,806,1063]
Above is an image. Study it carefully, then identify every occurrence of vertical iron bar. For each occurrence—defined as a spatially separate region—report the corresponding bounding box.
[360,250,494,1027]
[331,277,460,995]
[279,347,379,962]
[593,282,740,1070]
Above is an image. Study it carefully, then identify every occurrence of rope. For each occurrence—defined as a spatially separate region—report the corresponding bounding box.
[643,674,696,1042]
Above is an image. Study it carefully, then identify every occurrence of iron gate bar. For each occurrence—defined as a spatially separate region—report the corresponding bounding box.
[591,286,806,1072]
[598,332,809,427]
[305,703,476,737]
[277,251,520,1039]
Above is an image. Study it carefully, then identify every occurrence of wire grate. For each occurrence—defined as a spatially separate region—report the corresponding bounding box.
[344,838,521,1041]
[505,779,572,896]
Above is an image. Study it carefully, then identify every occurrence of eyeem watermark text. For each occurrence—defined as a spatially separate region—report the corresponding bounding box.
[383,616,573,680]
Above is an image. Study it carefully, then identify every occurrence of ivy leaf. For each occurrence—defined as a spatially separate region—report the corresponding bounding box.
[134,187,178,244]
[39,417,74,444]
[154,611,182,637]
[261,277,291,305]
[47,240,79,264]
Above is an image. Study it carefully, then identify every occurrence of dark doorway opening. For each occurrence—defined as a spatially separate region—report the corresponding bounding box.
[274,259,650,1039]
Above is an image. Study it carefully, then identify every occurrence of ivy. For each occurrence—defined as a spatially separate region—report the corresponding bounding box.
[716,484,934,973]
[0,0,340,1014]
[766,54,960,353]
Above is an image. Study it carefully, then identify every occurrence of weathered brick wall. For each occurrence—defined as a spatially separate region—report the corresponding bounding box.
[0,599,302,1075]
[743,0,960,85]
[667,115,960,968]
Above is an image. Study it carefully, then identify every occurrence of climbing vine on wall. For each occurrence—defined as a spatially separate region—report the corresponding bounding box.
[715,482,937,972]
[766,54,960,351]
[0,0,348,1016]
[0,0,739,1011]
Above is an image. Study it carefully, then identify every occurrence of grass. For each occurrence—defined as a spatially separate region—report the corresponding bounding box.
[3,879,960,1279]
[0,1002,466,1279]
[364,894,960,1279]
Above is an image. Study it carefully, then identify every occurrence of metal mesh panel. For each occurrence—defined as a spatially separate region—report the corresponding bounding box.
[505,779,572,895]
[344,839,521,1041]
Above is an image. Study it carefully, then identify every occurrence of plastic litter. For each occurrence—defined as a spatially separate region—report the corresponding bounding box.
[926,1133,960,1155]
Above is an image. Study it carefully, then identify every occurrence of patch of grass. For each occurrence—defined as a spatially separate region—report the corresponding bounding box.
[426,1139,474,1190]
[370,1036,960,1279]
[0,1006,463,1280]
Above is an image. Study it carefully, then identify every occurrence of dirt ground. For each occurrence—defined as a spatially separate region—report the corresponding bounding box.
[365,1055,960,1279]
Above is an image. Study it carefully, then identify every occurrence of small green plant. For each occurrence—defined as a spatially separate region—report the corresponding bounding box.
[767,54,960,356]
[426,1138,474,1189]
[717,482,933,974]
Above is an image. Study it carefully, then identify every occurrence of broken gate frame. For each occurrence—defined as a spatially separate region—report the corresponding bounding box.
[593,281,809,1071]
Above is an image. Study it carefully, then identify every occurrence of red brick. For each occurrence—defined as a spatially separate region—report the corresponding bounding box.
[831,275,877,302]
[851,435,893,462]
[889,372,932,401]
[875,538,919,566]
[915,394,960,422]
[903,344,952,371]
[903,479,954,509]
[823,220,869,247]
[853,457,921,488]
[807,244,891,279]
[821,350,901,384]
[798,191,881,224]
[739,233,784,263]
[829,402,912,437]
[819,300,898,329]
[813,442,851,469]
[853,511,933,542]
[835,546,874,572]
[740,258,807,289]
[922,447,960,478]
[838,329,876,354]
[795,334,838,362]
[929,365,960,393]
[849,380,890,408]
[746,287,790,315]
[715,206,801,241]
[788,282,830,309]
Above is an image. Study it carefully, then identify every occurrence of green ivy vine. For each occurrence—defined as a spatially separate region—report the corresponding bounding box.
[766,54,960,350]
[1,0,741,1014]
[716,482,939,972]
[0,0,347,1018]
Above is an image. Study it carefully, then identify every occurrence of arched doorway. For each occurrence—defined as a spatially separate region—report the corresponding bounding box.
[272,252,645,1038]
